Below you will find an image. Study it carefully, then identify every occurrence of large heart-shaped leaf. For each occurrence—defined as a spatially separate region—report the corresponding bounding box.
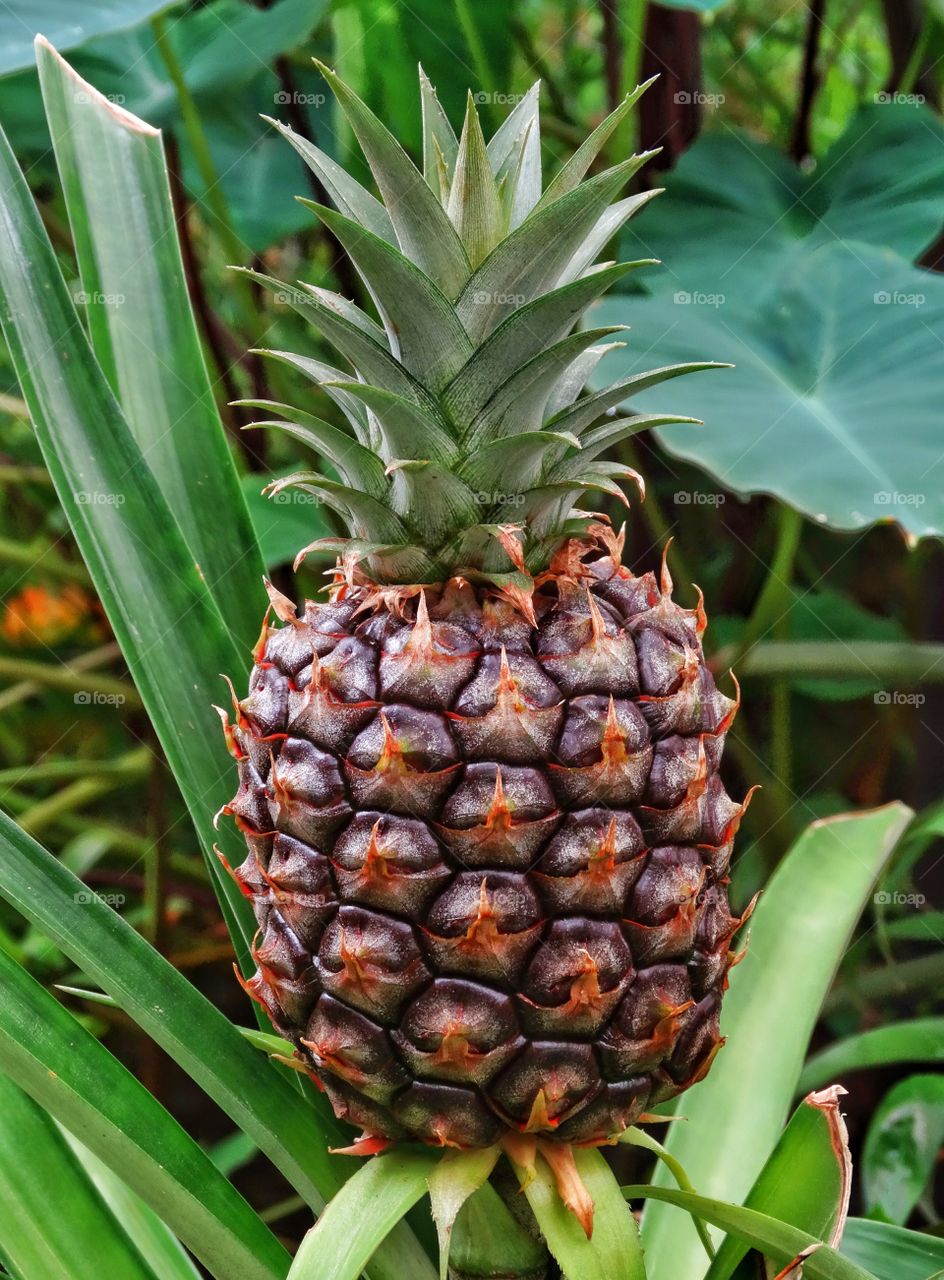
[2,0,330,250]
[622,105,944,297]
[0,0,174,76]
[597,242,944,539]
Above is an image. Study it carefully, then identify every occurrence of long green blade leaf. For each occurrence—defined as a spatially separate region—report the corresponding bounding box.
[0,119,255,961]
[0,1074,159,1280]
[0,949,290,1280]
[799,1019,944,1094]
[0,810,332,1206]
[840,1217,944,1280]
[705,1086,851,1280]
[61,1133,202,1280]
[36,38,265,652]
[0,810,424,1280]
[624,1187,874,1280]
[641,804,912,1280]
[287,1153,440,1280]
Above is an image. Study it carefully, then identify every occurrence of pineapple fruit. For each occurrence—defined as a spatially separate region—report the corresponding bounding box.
[220,66,751,1160]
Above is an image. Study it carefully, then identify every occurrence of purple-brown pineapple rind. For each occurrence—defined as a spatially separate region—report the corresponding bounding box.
[224,556,749,1147]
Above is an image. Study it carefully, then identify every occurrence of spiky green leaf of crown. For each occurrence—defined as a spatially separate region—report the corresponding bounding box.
[241,65,726,587]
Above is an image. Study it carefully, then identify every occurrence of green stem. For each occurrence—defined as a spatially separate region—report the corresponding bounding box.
[0,534,91,585]
[732,506,804,667]
[898,16,931,96]
[0,758,146,787]
[453,0,501,129]
[620,1127,715,1261]
[150,16,256,320]
[259,1195,306,1225]
[16,749,150,836]
[824,952,944,1014]
[610,0,648,163]
[0,642,126,714]
[0,392,28,418]
[0,653,140,707]
[621,443,696,600]
[0,465,51,485]
[713,639,944,684]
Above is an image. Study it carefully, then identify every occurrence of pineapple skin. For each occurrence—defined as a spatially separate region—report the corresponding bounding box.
[223,550,750,1148]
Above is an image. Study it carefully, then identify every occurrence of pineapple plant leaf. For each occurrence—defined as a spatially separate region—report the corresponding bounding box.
[641,803,912,1280]
[34,36,266,653]
[0,1073,160,1280]
[0,943,291,1280]
[621,1186,874,1280]
[703,1085,852,1280]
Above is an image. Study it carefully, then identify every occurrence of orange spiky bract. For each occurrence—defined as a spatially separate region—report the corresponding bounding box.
[221,67,744,1242]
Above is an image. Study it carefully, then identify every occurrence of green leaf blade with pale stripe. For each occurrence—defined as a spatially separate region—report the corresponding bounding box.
[0,1074,160,1280]
[36,38,265,654]
[0,948,290,1280]
[641,804,913,1280]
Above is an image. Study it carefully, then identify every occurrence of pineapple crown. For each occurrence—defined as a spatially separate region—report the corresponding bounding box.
[237,65,725,594]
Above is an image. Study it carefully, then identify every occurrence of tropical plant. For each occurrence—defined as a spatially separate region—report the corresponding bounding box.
[0,22,941,1280]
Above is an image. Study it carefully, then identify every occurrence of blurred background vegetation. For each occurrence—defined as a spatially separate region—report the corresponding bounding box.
[0,0,942,1245]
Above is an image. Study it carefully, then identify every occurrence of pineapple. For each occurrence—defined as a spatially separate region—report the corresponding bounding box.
[220,66,751,1160]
